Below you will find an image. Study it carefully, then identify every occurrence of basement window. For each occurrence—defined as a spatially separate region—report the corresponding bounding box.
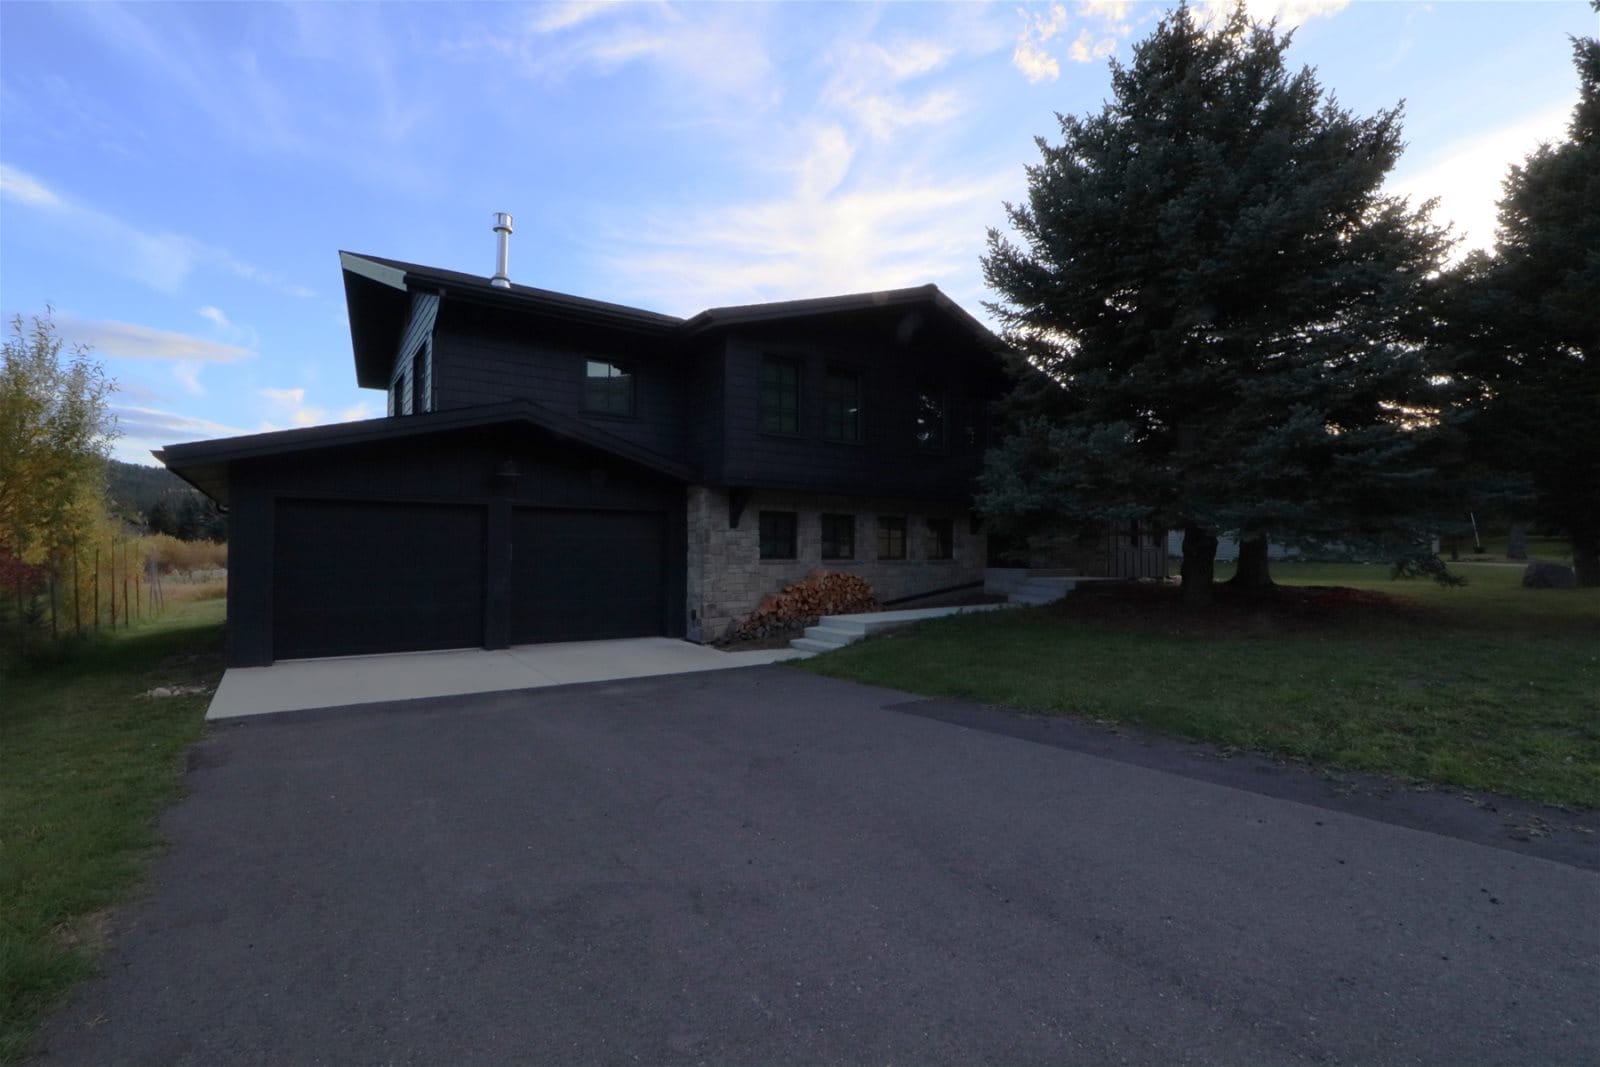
[759,511,797,560]
[821,514,855,560]
[927,518,954,560]
[877,516,907,560]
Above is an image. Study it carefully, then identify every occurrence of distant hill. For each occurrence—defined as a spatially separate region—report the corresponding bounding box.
[106,459,226,541]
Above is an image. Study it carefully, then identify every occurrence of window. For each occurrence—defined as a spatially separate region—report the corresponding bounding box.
[822,368,861,442]
[759,511,797,560]
[760,357,801,434]
[927,517,954,560]
[821,514,855,560]
[877,516,907,560]
[584,360,635,415]
[915,391,946,450]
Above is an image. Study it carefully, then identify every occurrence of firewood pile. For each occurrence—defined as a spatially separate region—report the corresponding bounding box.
[730,570,878,640]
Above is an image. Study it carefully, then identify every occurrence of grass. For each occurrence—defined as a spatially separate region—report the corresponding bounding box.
[0,597,224,1065]
[801,562,1600,809]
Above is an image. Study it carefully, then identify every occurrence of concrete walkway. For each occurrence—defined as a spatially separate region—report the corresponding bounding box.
[206,638,810,719]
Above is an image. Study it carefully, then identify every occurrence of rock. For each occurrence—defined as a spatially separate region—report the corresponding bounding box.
[1522,562,1578,589]
[146,687,174,698]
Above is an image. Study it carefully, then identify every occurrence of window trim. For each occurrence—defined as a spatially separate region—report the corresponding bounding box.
[758,355,803,436]
[876,515,907,561]
[759,510,798,560]
[820,513,856,561]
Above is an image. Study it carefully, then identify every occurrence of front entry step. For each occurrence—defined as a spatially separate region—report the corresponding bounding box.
[788,604,1013,654]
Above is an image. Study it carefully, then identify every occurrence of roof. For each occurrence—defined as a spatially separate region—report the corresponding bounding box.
[341,251,1004,388]
[154,398,696,508]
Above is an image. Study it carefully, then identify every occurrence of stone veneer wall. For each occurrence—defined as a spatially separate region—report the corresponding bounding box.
[685,485,986,642]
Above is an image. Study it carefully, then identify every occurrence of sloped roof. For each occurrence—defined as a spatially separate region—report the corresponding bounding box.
[154,398,695,508]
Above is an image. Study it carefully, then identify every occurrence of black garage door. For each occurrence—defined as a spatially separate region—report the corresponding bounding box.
[511,508,666,644]
[273,499,485,660]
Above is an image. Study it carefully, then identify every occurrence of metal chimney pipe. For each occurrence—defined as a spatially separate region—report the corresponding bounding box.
[490,212,513,288]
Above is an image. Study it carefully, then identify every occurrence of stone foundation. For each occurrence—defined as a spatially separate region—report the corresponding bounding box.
[685,486,986,641]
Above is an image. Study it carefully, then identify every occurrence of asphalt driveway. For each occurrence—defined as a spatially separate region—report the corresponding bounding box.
[34,667,1600,1066]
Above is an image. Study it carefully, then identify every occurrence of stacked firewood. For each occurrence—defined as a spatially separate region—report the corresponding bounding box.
[730,570,878,639]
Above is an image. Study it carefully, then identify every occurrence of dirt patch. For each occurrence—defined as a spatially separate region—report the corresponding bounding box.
[1047,580,1435,636]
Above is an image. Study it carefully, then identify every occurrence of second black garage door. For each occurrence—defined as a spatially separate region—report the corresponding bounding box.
[510,508,666,644]
[273,499,486,660]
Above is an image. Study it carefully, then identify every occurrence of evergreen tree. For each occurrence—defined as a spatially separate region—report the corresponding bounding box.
[1451,15,1599,586]
[979,2,1451,602]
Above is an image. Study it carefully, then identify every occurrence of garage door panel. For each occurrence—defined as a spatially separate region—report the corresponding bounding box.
[274,499,485,659]
[511,509,665,644]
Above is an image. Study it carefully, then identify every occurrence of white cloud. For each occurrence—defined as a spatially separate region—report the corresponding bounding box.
[197,305,231,329]
[173,363,207,396]
[1199,0,1350,28]
[0,163,63,207]
[530,1,621,34]
[1013,4,1070,83]
[1068,28,1118,64]
[55,314,253,363]
[1077,0,1131,24]
[259,386,372,429]
[1389,102,1570,257]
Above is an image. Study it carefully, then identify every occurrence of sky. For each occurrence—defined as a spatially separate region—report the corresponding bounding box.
[1,1,1594,467]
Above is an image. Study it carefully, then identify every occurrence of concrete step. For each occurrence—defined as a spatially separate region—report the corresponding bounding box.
[803,624,860,646]
[789,637,846,654]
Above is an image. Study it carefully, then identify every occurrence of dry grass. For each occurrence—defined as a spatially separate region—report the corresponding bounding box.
[141,535,227,575]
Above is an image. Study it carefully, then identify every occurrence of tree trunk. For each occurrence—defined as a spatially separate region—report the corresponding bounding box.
[1228,533,1275,591]
[1573,524,1599,589]
[1181,526,1218,607]
[1506,523,1528,561]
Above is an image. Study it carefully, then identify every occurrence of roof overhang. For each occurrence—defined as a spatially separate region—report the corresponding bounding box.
[154,398,695,509]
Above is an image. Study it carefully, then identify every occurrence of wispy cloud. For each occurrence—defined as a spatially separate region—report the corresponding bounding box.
[56,314,253,364]
[1389,101,1570,257]
[1199,0,1350,27]
[1013,4,1069,83]
[259,386,372,429]
[113,403,251,463]
[0,164,62,206]
[0,164,315,298]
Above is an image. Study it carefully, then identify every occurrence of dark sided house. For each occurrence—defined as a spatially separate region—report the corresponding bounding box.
[157,246,1013,666]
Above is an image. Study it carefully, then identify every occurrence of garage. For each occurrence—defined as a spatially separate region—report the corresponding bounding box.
[272,499,486,660]
[510,508,667,644]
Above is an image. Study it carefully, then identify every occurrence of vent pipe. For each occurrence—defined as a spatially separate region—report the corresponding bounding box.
[490,212,513,288]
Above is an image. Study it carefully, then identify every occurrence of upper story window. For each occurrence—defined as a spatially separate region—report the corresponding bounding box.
[822,368,861,442]
[915,391,946,451]
[926,517,954,560]
[584,360,634,416]
[760,357,801,435]
[820,514,855,560]
[759,511,798,560]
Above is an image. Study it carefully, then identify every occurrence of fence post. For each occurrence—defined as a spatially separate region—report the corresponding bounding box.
[122,542,130,629]
[94,546,101,633]
[73,547,82,636]
[49,566,57,640]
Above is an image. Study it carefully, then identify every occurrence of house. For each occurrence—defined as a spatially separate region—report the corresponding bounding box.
[156,228,1011,667]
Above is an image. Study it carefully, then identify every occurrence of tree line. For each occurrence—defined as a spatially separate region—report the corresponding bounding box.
[979,1,1599,595]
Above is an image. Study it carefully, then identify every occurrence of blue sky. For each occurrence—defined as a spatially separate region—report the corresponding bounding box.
[1,1,1593,466]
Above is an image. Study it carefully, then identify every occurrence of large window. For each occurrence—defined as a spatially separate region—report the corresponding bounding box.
[820,514,855,560]
[877,516,907,560]
[822,368,861,442]
[926,517,954,560]
[760,357,801,434]
[759,511,797,560]
[584,360,634,415]
[915,391,946,450]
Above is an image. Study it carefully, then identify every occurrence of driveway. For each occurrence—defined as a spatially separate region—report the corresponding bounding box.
[34,667,1600,1066]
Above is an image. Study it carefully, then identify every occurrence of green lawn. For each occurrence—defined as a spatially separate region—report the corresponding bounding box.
[801,563,1600,808]
[0,598,224,1065]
